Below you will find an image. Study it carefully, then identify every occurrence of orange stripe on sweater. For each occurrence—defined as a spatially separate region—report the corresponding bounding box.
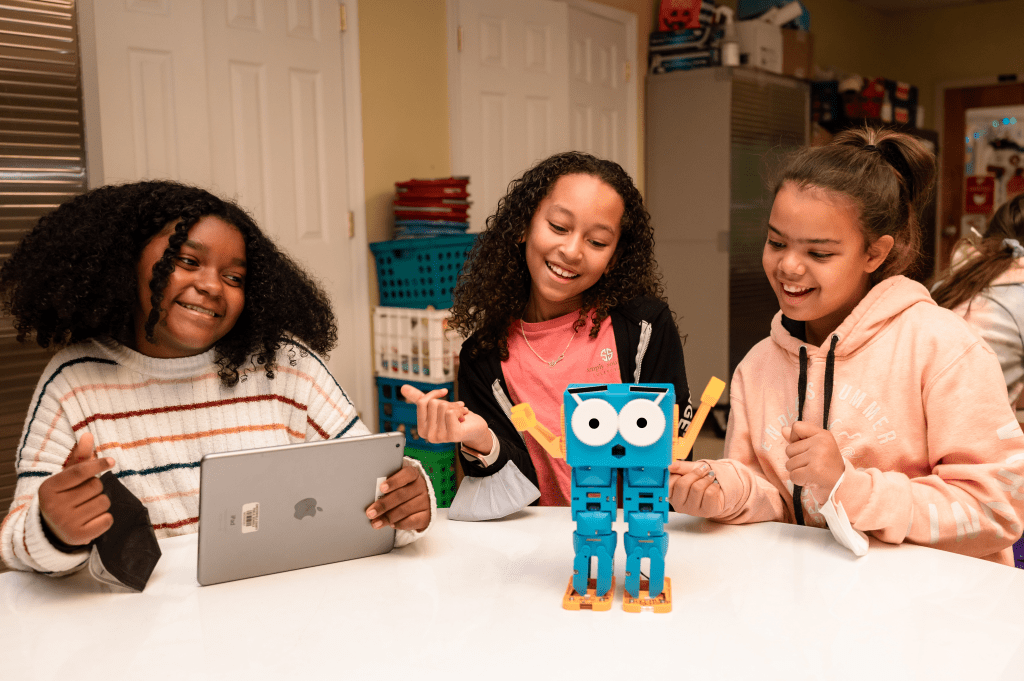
[95,423,305,452]
[1,503,28,544]
[278,365,357,422]
[60,371,222,402]
[139,488,199,505]
[72,394,308,431]
[30,407,67,467]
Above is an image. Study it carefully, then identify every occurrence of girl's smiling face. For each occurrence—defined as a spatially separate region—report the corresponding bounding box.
[763,183,893,347]
[134,215,247,358]
[522,173,623,322]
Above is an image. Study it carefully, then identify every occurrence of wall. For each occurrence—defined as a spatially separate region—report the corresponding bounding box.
[358,0,650,250]
[359,0,451,248]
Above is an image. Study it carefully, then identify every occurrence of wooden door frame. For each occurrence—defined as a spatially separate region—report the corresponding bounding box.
[934,76,1024,272]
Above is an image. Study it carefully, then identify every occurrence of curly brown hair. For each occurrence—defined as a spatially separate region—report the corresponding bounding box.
[0,181,337,386]
[451,151,663,360]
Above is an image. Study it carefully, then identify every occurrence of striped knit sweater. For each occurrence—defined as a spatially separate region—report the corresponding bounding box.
[1,338,434,574]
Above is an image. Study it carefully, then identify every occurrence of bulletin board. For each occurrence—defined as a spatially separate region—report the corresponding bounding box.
[963,105,1024,237]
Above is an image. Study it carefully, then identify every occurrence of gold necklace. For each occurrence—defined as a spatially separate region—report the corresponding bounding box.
[520,320,577,367]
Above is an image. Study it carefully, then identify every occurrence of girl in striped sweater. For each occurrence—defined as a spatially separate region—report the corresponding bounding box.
[0,181,434,575]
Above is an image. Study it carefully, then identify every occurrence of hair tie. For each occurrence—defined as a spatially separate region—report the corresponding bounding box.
[874,144,916,200]
[1003,238,1024,258]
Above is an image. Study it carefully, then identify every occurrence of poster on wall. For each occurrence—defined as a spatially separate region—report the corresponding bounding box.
[964,106,1024,236]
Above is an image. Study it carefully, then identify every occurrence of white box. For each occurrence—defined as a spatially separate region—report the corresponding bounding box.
[373,307,464,384]
[736,20,782,74]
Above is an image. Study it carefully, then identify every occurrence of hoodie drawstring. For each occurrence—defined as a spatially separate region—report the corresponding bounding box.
[793,335,839,526]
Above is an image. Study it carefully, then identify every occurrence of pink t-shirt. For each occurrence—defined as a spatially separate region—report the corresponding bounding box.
[503,311,620,505]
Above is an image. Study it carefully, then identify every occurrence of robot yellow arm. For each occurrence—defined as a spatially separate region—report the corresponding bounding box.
[510,403,566,459]
[673,377,726,460]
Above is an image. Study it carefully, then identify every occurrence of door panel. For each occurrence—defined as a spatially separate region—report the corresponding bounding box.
[453,0,570,232]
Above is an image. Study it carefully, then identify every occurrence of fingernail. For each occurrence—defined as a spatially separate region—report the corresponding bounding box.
[104,458,115,467]
[380,484,389,493]
[372,520,384,529]
[366,508,377,519]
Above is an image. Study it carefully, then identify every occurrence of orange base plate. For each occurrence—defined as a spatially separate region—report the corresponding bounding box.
[562,576,615,611]
[622,577,672,613]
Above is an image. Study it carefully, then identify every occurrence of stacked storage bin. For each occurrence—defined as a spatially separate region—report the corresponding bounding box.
[369,179,476,507]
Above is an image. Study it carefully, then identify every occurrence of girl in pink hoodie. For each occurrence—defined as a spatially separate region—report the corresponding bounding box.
[669,128,1024,566]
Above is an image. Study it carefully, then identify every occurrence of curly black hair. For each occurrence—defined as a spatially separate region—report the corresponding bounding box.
[0,181,337,386]
[451,151,664,360]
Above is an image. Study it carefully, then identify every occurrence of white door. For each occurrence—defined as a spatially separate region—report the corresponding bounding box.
[449,0,570,233]
[567,2,635,180]
[449,0,637,231]
[79,0,372,413]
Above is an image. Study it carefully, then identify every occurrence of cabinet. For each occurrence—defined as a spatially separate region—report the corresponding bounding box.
[645,67,809,406]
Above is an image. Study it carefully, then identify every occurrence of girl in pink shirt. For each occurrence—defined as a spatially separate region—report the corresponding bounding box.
[670,128,1024,565]
[403,152,694,520]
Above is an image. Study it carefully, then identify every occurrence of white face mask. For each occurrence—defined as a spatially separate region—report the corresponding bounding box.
[447,461,540,521]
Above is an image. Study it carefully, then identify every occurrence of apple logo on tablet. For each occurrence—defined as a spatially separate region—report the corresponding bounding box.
[294,497,323,520]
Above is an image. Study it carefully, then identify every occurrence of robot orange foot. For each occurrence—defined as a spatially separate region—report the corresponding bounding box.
[563,576,615,611]
[622,577,672,613]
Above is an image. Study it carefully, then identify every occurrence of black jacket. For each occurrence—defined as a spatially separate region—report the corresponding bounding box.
[457,296,694,493]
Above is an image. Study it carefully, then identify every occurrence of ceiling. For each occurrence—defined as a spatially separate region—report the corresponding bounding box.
[850,0,1008,12]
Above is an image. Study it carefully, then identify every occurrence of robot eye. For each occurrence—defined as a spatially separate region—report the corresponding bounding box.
[617,398,666,447]
[570,398,619,447]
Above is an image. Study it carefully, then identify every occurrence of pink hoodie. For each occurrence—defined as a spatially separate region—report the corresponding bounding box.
[708,275,1024,565]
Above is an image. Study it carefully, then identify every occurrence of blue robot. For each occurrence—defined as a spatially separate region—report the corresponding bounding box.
[512,379,723,612]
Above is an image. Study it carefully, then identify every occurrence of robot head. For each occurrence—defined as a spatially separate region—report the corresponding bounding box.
[563,383,675,468]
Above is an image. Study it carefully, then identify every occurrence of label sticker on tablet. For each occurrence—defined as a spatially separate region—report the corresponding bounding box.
[242,502,260,533]
[374,477,387,501]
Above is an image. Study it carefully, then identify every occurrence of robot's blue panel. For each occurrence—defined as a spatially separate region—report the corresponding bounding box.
[564,384,675,469]
[624,466,668,489]
[573,465,613,488]
[571,468,617,516]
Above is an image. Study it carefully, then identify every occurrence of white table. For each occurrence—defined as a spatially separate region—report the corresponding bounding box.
[2,508,1023,681]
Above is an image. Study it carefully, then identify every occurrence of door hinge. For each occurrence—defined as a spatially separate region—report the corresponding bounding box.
[457,25,463,52]
[624,61,632,83]
[348,210,355,238]
[340,4,347,32]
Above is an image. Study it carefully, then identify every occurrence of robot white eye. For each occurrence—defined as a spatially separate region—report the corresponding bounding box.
[570,398,619,446]
[617,398,666,447]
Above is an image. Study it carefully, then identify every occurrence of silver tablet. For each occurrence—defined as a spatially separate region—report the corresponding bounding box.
[197,431,406,586]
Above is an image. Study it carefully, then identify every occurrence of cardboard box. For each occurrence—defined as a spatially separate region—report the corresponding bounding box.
[782,28,812,79]
[737,20,782,74]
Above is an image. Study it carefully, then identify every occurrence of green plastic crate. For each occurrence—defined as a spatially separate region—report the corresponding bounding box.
[405,446,457,509]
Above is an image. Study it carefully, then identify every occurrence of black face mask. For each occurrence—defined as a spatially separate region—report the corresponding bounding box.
[87,472,162,592]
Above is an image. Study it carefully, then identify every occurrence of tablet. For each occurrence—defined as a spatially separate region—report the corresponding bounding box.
[197,431,406,586]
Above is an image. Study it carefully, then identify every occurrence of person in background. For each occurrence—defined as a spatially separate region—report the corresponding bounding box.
[1,181,434,576]
[932,193,1024,568]
[402,151,694,520]
[670,128,1024,565]
[932,195,1024,419]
